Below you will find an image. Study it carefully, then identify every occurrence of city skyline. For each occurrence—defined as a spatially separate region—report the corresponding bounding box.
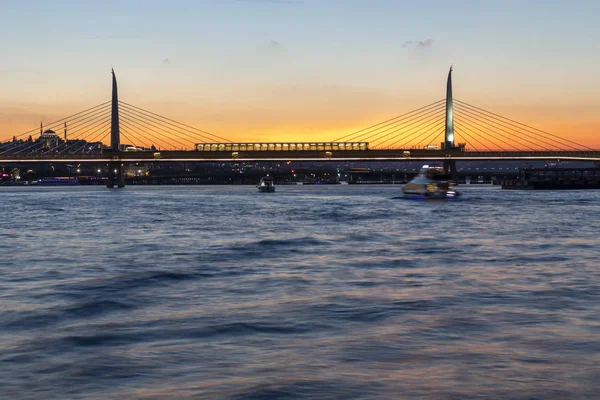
[1,0,599,147]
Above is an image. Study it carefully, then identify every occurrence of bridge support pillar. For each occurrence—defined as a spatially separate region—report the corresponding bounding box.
[107,70,124,188]
[107,161,125,188]
[443,159,457,182]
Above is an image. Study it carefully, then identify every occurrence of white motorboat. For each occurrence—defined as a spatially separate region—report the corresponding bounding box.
[257,175,275,192]
[402,165,460,199]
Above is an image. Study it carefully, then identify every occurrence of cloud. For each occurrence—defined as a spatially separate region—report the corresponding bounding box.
[402,39,434,50]
[257,40,283,54]
[163,58,171,64]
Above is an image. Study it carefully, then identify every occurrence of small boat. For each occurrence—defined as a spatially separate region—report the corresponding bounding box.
[257,175,275,192]
[402,165,460,199]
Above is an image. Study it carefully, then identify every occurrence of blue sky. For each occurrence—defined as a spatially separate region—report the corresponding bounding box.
[1,0,599,144]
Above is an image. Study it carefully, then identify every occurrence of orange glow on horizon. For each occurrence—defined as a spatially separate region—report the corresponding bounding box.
[2,102,599,150]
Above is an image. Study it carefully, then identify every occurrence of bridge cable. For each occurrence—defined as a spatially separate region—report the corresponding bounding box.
[383,115,445,149]
[119,125,152,149]
[454,105,540,151]
[119,101,232,143]
[336,100,445,143]
[455,99,595,151]
[52,106,113,137]
[58,119,113,155]
[0,108,110,155]
[119,130,138,149]
[118,104,216,147]
[119,110,193,149]
[455,104,548,150]
[119,122,155,150]
[421,126,447,148]
[0,106,112,154]
[454,120,509,151]
[360,103,446,146]
[71,125,112,155]
[346,102,445,144]
[454,118,516,151]
[119,118,183,150]
[3,101,111,143]
[456,99,592,150]
[455,103,567,151]
[331,99,445,142]
[374,111,445,148]
[363,105,445,147]
[453,128,479,151]
[119,107,196,148]
[29,103,112,143]
[10,118,108,155]
[86,131,111,155]
[453,125,491,151]
[54,113,113,154]
[400,119,446,149]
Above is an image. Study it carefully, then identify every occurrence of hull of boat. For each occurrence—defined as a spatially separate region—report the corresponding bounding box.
[402,180,459,199]
[402,164,460,200]
[258,186,275,192]
[402,190,459,200]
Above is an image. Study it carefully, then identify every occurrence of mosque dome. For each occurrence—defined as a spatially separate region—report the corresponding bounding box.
[42,129,57,136]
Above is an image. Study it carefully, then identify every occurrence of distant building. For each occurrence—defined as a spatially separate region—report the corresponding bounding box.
[40,129,61,148]
[123,165,148,177]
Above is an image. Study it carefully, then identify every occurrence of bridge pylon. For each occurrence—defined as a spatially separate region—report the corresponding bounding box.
[107,69,125,188]
[443,66,458,179]
[444,66,454,149]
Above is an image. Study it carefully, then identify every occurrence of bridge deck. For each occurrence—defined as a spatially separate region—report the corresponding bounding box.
[0,149,599,162]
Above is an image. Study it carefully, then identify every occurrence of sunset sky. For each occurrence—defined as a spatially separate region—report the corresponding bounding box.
[1,0,599,147]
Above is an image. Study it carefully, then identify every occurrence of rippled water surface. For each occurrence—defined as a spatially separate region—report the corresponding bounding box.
[1,185,599,399]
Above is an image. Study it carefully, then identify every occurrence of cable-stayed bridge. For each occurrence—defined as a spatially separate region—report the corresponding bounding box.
[1,68,599,186]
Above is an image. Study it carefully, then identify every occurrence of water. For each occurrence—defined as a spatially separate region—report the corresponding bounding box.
[1,185,599,399]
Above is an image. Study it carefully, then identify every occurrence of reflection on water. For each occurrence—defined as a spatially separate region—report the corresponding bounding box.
[1,185,599,399]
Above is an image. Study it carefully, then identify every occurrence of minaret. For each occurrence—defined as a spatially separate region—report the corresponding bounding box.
[111,69,120,151]
[40,121,43,136]
[444,66,454,149]
[64,122,67,141]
